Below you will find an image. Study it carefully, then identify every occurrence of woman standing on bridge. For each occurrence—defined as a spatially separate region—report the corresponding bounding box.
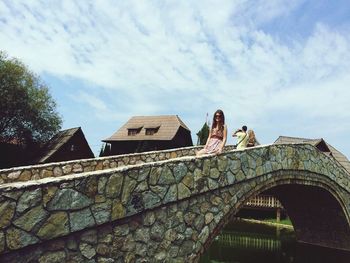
[196,109,227,156]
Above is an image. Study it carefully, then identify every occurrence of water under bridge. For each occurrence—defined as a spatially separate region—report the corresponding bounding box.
[0,143,349,262]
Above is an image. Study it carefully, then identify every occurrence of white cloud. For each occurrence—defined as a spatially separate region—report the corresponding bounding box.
[1,0,350,156]
[75,91,108,111]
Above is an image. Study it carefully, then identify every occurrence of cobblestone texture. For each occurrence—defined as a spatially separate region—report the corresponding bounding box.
[0,144,349,262]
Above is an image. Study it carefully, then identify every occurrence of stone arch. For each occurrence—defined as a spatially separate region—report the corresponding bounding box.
[196,170,350,261]
[2,144,350,262]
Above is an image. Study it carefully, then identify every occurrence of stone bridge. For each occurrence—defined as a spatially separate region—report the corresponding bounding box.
[0,144,349,263]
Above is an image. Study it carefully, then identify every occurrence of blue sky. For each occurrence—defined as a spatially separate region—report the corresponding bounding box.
[1,0,350,157]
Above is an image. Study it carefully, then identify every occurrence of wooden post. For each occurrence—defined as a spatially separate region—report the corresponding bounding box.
[276,207,281,223]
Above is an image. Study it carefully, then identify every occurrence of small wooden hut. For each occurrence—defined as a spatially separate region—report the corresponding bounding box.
[103,115,193,155]
[37,127,94,163]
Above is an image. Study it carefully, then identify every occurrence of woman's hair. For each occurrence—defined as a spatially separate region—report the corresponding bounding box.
[248,129,256,144]
[212,109,225,131]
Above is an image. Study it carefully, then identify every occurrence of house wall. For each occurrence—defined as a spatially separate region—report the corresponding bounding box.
[0,143,40,169]
[110,140,174,155]
[172,127,193,148]
[109,127,193,156]
[46,131,94,163]
[0,143,27,169]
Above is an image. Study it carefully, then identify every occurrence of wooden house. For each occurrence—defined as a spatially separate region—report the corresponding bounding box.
[37,127,94,163]
[103,115,193,155]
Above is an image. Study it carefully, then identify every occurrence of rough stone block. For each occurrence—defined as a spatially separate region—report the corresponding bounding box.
[47,189,93,211]
[70,208,95,232]
[37,212,69,240]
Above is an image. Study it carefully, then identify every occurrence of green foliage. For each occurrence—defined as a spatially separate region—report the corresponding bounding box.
[0,51,62,145]
[196,122,210,145]
[99,144,105,157]
[99,143,111,157]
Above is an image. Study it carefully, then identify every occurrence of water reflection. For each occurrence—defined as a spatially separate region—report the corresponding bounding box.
[200,219,350,263]
[218,231,281,252]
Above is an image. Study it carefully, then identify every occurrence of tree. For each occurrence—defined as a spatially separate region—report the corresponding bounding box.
[99,144,105,157]
[0,51,62,145]
[99,143,111,157]
[196,122,210,145]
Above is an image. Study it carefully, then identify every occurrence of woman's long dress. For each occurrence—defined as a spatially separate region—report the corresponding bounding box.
[203,127,224,154]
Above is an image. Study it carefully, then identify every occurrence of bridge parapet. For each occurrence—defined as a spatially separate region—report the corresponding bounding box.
[0,145,234,184]
[0,144,349,261]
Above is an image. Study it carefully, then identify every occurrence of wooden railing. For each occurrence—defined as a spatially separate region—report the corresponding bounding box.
[245,194,283,208]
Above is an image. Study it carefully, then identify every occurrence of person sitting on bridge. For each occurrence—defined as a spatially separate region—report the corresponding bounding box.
[233,125,249,150]
[196,109,227,156]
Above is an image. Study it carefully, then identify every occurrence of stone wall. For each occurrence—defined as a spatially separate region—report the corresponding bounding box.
[1,171,350,262]
[0,181,245,263]
[0,144,349,262]
[0,145,236,184]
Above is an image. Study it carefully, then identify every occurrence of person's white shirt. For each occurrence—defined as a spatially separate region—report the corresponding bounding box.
[236,131,248,150]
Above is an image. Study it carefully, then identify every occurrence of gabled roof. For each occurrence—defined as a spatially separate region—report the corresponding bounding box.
[325,143,350,174]
[37,127,81,163]
[104,115,191,142]
[274,136,350,174]
[274,136,323,146]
